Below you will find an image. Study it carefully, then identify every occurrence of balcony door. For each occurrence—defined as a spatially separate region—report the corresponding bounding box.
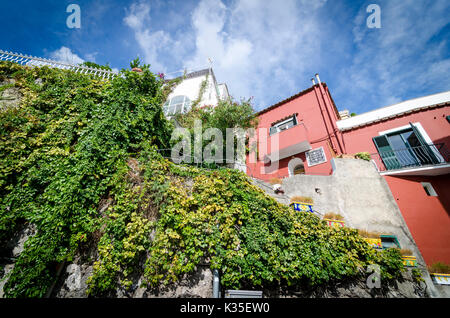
[373,123,440,170]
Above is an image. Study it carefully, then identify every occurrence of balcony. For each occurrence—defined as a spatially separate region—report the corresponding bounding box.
[370,143,450,176]
[263,123,311,163]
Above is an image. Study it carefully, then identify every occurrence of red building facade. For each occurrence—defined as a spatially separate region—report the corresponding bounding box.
[246,76,345,180]
[247,78,450,265]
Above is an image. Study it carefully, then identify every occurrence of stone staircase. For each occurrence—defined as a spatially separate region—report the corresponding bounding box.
[251,178,290,205]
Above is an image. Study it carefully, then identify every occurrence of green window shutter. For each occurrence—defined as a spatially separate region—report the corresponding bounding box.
[409,123,440,164]
[373,135,401,170]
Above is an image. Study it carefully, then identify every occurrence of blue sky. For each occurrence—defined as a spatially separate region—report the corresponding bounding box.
[1,0,449,114]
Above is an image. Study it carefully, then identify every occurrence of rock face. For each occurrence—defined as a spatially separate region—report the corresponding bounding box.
[53,264,94,298]
[0,224,37,298]
[0,222,442,298]
[49,259,430,298]
[0,79,22,111]
[263,269,428,298]
[52,263,213,298]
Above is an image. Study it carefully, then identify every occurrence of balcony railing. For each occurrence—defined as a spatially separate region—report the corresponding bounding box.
[0,50,119,80]
[370,143,450,172]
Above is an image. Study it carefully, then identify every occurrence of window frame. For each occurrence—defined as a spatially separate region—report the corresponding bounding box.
[421,182,438,196]
[163,95,192,116]
[269,114,298,136]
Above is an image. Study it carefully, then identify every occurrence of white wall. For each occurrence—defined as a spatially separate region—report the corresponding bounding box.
[167,70,221,109]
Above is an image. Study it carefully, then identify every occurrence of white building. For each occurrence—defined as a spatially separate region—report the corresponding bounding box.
[163,68,230,117]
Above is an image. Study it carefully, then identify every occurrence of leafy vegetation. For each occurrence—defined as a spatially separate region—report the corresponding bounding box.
[80,61,113,71]
[0,59,172,297]
[173,95,258,167]
[0,60,404,297]
[354,152,371,161]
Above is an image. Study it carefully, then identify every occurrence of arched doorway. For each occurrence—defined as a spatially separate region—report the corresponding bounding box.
[288,158,305,176]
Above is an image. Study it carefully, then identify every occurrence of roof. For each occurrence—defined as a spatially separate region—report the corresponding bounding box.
[257,84,318,115]
[183,68,210,79]
[336,91,450,131]
[256,83,340,118]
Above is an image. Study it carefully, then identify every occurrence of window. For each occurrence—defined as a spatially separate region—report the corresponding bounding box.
[373,123,442,170]
[163,95,191,116]
[306,147,327,167]
[421,182,437,196]
[269,115,297,135]
[293,164,305,175]
[380,235,401,249]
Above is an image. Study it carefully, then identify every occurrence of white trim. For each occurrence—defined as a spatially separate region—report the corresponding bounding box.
[379,163,450,176]
[269,114,298,136]
[288,157,304,176]
[337,91,450,131]
[305,146,327,167]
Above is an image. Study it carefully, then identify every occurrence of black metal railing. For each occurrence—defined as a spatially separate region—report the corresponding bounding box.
[370,143,450,172]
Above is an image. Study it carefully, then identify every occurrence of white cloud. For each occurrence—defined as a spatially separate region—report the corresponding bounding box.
[339,0,450,112]
[123,0,326,108]
[49,47,85,65]
[184,0,325,107]
[123,1,172,72]
[122,0,449,113]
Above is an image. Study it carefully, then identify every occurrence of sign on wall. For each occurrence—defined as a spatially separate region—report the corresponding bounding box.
[306,147,327,167]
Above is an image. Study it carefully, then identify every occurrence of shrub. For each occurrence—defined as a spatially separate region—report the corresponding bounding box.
[354,152,371,161]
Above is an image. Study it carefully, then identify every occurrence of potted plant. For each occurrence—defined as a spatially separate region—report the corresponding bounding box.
[428,262,450,285]
[397,249,417,267]
[322,212,345,228]
[290,196,314,213]
[358,229,382,249]
[354,152,371,161]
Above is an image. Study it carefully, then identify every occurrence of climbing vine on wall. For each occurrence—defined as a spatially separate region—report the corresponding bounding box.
[0,59,173,297]
[0,60,404,298]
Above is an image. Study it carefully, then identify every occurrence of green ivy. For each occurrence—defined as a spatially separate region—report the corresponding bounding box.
[0,60,173,297]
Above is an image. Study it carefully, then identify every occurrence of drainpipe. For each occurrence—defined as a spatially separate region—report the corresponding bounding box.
[322,84,347,153]
[314,74,344,155]
[213,269,220,298]
[212,222,220,298]
[312,78,335,152]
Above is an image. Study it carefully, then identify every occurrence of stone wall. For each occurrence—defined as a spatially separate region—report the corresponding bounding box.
[281,157,443,297]
[51,262,213,298]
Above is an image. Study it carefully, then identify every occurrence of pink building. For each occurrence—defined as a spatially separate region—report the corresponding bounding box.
[247,77,450,265]
[337,92,450,265]
[246,75,345,180]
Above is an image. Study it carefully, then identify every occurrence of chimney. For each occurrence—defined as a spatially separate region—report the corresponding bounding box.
[311,78,316,85]
[315,73,321,84]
